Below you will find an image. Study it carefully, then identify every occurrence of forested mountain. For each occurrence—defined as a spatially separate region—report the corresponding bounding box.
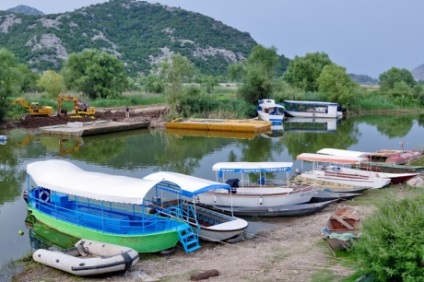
[6,5,44,16]
[0,0,258,76]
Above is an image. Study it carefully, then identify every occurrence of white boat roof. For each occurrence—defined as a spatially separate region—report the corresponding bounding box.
[317,148,369,158]
[212,162,293,173]
[27,160,169,205]
[284,100,339,106]
[143,171,230,197]
[258,100,285,109]
[296,153,363,164]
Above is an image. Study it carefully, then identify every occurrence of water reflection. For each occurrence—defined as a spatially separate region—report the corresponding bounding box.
[1,114,424,269]
[26,214,78,251]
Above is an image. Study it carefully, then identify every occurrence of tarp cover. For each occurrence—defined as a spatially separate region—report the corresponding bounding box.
[27,160,169,205]
[143,171,230,197]
[212,162,293,173]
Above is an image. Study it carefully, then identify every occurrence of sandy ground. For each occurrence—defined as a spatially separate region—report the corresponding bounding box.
[7,200,375,282]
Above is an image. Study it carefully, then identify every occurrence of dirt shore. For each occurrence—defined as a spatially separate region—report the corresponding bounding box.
[0,105,170,130]
[7,200,371,282]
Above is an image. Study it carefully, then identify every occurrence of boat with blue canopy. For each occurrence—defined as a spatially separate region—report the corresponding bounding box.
[25,160,201,254]
[143,171,249,242]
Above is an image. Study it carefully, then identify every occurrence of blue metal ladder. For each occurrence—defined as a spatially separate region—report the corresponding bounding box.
[177,224,201,253]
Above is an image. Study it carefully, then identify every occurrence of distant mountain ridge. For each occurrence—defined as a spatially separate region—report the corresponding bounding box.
[6,5,44,16]
[411,64,424,81]
[0,0,258,76]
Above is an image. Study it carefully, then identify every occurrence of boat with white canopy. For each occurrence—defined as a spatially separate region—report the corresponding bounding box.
[197,162,316,209]
[25,160,201,254]
[283,100,343,118]
[143,171,248,242]
[296,153,417,188]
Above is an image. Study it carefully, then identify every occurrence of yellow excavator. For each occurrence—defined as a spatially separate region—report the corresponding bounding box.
[12,98,53,116]
[57,95,96,117]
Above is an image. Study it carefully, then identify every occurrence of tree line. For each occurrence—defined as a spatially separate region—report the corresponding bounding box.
[1,45,423,122]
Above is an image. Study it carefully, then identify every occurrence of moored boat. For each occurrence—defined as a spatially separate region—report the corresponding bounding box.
[297,153,418,187]
[283,100,343,119]
[197,162,316,209]
[143,171,249,242]
[33,239,139,276]
[257,98,285,125]
[202,200,336,217]
[25,160,201,254]
[323,208,361,250]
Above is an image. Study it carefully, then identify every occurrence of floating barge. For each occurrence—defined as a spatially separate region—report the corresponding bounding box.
[165,118,271,133]
[39,120,150,137]
[166,128,258,140]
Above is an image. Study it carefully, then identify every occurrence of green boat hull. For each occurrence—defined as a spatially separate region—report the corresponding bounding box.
[28,208,181,253]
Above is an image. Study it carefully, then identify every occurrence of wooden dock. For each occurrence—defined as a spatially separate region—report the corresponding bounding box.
[39,120,150,137]
[165,118,271,133]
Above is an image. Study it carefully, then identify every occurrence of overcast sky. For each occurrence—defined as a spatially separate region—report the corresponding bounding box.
[1,0,423,78]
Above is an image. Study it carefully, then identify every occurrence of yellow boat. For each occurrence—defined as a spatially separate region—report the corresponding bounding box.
[165,118,271,133]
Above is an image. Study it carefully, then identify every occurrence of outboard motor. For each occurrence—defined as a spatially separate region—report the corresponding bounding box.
[225,178,239,194]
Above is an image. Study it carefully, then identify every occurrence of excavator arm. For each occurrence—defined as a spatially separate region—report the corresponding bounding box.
[12,98,53,116]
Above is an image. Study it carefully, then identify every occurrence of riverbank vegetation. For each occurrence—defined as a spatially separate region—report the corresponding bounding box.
[1,45,424,123]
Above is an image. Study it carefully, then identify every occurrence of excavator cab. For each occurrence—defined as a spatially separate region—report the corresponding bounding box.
[57,95,95,118]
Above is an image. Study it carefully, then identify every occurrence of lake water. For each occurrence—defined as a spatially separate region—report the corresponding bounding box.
[1,113,423,270]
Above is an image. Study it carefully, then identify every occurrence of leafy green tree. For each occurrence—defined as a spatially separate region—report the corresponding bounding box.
[233,45,279,104]
[388,81,416,106]
[18,64,39,93]
[144,74,165,94]
[62,49,128,99]
[201,75,219,93]
[353,194,424,281]
[37,70,65,98]
[0,48,23,121]
[283,52,332,92]
[379,67,416,91]
[317,64,357,106]
[159,54,196,106]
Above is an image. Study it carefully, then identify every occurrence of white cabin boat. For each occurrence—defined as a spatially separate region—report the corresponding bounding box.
[143,171,248,242]
[197,162,316,209]
[257,99,285,125]
[33,239,139,276]
[283,100,343,119]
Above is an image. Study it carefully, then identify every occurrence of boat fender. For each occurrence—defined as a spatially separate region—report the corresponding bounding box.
[39,190,50,203]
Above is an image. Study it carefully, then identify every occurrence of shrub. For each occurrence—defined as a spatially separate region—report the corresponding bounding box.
[352,193,424,281]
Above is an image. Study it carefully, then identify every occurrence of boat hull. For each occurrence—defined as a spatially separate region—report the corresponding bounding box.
[194,207,248,242]
[197,187,316,208]
[202,200,336,217]
[29,208,181,253]
[300,169,391,189]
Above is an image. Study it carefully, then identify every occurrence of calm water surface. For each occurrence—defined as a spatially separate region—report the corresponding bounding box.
[1,114,423,269]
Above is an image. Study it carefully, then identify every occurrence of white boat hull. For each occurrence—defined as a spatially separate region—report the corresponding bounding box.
[189,205,248,242]
[258,112,284,125]
[32,239,139,276]
[284,109,340,118]
[300,169,391,189]
[197,186,316,208]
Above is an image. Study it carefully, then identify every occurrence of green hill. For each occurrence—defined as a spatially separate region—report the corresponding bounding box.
[0,0,258,76]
